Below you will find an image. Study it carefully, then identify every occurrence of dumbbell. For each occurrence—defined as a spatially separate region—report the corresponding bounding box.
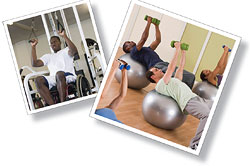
[170,40,189,51]
[117,59,130,70]
[28,40,34,43]
[28,39,38,43]
[222,45,232,52]
[144,15,160,25]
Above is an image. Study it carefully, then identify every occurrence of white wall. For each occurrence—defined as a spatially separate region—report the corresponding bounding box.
[120,5,186,62]
[13,32,50,76]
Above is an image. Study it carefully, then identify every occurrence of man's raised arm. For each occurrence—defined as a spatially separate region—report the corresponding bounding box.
[136,16,152,51]
[30,39,44,67]
[58,30,78,57]
[163,42,181,84]
[150,23,161,50]
[208,46,230,83]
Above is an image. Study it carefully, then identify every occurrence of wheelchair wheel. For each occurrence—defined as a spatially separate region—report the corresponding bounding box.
[33,94,44,109]
[34,99,44,109]
[76,75,92,97]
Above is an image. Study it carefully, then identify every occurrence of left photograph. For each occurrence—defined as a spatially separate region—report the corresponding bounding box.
[3,0,107,114]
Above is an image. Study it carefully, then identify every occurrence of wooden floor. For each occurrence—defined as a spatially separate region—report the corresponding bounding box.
[97,47,199,147]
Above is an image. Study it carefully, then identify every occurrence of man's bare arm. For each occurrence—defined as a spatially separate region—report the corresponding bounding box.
[30,39,44,67]
[107,68,128,111]
[208,46,230,84]
[136,16,152,51]
[58,30,78,57]
[150,24,161,50]
[163,42,181,84]
[101,60,120,98]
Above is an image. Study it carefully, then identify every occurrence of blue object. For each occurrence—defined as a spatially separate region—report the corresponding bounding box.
[119,64,125,70]
[119,64,130,70]
[126,65,131,70]
[222,45,232,52]
[95,108,123,124]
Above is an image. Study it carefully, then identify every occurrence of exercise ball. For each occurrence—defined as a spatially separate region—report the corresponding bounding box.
[115,54,150,89]
[192,81,218,101]
[142,90,187,130]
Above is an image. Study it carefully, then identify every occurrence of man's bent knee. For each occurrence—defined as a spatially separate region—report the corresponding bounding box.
[199,108,210,119]
[35,76,46,89]
[56,71,66,82]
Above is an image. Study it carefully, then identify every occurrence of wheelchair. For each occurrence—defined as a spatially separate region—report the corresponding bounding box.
[20,66,92,111]
[48,74,92,104]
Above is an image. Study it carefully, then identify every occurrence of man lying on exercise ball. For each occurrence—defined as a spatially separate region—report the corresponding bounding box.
[30,30,78,106]
[122,15,195,89]
[200,46,231,87]
[146,42,213,150]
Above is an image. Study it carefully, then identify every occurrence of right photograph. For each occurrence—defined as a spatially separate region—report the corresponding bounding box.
[90,0,241,155]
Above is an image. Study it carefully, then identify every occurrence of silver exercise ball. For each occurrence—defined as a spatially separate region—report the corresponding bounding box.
[192,81,218,101]
[142,90,187,130]
[115,54,150,89]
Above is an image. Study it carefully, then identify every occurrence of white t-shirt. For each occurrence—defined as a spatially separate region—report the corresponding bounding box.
[40,47,76,76]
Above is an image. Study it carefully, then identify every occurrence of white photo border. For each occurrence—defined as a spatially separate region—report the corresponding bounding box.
[90,0,241,155]
[3,0,107,114]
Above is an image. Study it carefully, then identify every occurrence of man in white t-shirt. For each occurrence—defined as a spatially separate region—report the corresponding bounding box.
[30,30,78,105]
[145,42,213,150]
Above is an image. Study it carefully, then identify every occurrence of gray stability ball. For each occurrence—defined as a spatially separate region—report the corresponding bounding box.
[115,54,150,89]
[192,81,218,101]
[142,90,187,130]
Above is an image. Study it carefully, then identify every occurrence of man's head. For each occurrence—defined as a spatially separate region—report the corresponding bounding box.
[50,36,61,53]
[122,41,136,53]
[146,67,164,83]
[200,69,211,81]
